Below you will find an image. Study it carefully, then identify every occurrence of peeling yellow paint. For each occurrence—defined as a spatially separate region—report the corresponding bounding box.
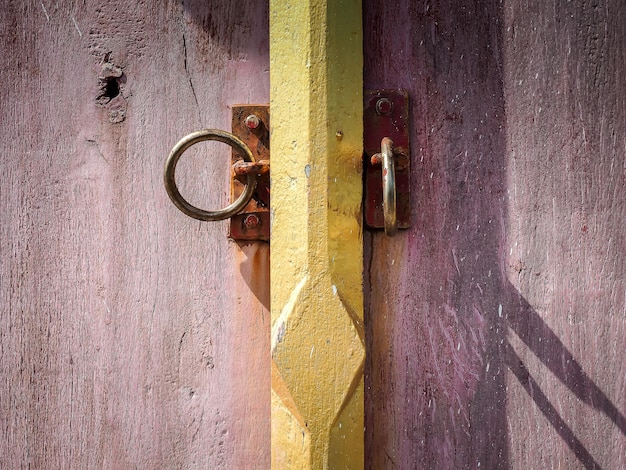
[270,0,364,467]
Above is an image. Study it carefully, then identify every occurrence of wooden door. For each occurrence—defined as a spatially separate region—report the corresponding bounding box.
[0,1,270,468]
[364,0,625,468]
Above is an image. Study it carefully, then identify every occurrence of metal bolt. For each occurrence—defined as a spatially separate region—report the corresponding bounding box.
[244,114,261,130]
[375,98,393,115]
[243,214,260,230]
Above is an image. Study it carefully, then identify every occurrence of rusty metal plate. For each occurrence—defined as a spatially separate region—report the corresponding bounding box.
[363,89,411,230]
[229,105,270,241]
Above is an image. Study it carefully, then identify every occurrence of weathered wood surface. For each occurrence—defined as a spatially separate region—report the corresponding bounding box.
[0,1,270,468]
[364,0,625,468]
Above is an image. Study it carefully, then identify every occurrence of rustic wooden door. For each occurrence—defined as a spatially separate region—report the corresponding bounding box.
[364,0,625,468]
[1,1,270,468]
[4,0,625,468]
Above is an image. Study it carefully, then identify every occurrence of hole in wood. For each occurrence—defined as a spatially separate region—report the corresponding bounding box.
[103,77,120,100]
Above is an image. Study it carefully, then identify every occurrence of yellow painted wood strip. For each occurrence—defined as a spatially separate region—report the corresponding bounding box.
[270,0,364,467]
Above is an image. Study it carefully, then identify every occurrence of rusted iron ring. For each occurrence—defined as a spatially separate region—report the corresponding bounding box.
[164,129,257,221]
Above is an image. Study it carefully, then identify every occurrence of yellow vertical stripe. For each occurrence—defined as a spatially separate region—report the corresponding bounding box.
[270,0,364,467]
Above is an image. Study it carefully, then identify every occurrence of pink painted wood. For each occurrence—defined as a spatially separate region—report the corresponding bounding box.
[364,0,625,468]
[0,0,270,467]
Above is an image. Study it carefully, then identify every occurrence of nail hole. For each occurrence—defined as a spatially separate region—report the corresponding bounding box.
[96,62,124,106]
[96,76,121,105]
[104,77,120,99]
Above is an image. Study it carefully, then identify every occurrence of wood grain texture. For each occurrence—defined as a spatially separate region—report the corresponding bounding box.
[0,1,270,468]
[502,1,625,468]
[364,0,625,468]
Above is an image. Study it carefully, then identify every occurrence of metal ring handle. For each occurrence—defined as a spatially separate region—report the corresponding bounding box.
[164,129,257,221]
[380,137,397,236]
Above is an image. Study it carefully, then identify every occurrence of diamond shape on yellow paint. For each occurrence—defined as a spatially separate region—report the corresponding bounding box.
[272,279,365,434]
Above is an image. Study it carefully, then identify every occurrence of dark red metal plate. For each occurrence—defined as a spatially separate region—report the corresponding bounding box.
[229,105,270,241]
[363,90,411,230]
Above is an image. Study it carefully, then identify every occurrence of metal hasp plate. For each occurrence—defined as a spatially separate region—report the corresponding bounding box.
[363,89,411,230]
[230,105,270,241]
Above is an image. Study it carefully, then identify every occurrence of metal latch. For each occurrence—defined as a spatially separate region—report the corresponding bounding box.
[229,105,270,241]
[363,90,410,236]
[163,105,270,242]
[165,94,410,240]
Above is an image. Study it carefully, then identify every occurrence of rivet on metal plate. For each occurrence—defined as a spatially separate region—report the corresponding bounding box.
[229,105,271,241]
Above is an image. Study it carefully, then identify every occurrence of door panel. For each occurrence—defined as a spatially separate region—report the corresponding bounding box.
[501,1,625,467]
[0,1,269,468]
[364,0,625,468]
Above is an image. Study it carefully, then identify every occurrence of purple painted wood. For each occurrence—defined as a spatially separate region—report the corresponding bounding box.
[364,0,625,468]
[0,0,269,467]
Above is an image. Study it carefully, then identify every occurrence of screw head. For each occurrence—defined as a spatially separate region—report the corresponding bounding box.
[243,214,260,230]
[244,114,261,130]
[375,98,393,115]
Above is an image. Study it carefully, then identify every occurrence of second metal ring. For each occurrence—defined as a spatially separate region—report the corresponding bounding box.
[380,137,397,236]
